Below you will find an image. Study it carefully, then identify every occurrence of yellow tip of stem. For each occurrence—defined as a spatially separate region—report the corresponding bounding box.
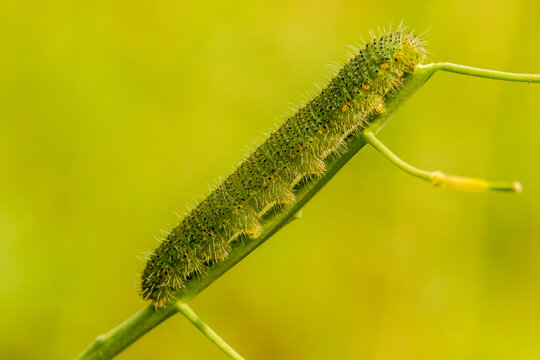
[430,171,521,193]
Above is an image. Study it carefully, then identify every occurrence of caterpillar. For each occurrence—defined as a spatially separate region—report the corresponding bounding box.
[141,30,426,307]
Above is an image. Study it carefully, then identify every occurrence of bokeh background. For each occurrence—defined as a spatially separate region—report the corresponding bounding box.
[1,1,540,359]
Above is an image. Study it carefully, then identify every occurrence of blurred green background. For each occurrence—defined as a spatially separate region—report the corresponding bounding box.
[1,1,539,359]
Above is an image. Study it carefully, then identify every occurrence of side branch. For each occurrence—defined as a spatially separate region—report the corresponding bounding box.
[176,303,245,360]
[423,62,540,83]
[363,131,521,193]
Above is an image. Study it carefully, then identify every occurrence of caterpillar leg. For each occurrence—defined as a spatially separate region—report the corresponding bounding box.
[362,131,521,193]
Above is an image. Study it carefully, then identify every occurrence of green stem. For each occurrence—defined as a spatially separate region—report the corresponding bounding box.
[363,131,432,181]
[76,61,538,359]
[176,303,245,360]
[426,62,540,82]
[76,306,179,360]
[363,131,521,193]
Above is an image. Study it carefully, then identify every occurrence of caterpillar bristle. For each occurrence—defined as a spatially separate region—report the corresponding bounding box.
[140,29,426,307]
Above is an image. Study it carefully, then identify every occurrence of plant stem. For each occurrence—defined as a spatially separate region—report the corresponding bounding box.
[76,62,540,360]
[176,303,245,360]
[426,62,540,82]
[363,131,521,192]
[363,131,432,180]
[76,305,179,360]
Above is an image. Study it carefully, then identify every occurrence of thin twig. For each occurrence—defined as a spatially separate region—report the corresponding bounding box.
[363,131,521,192]
[424,62,540,82]
[176,303,245,360]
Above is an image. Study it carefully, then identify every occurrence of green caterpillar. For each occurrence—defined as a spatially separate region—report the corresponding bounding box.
[141,30,425,307]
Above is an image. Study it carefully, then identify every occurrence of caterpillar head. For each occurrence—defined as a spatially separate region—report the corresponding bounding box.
[399,33,425,70]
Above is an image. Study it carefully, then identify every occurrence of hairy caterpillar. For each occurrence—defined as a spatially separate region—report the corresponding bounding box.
[141,30,426,307]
